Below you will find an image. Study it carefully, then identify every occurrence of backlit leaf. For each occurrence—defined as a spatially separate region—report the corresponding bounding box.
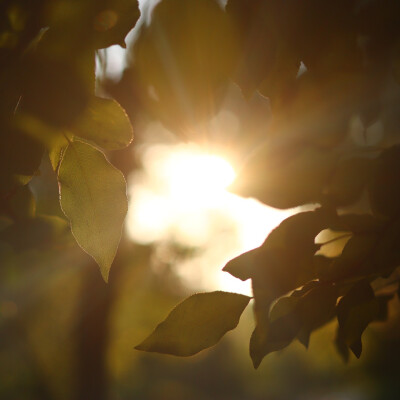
[72,96,133,150]
[133,0,235,134]
[58,140,128,281]
[135,291,250,356]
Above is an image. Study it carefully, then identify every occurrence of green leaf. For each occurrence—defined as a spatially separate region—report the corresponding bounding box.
[72,96,133,150]
[48,135,69,171]
[135,291,250,356]
[58,140,128,281]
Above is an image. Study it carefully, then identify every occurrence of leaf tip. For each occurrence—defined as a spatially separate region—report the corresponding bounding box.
[101,265,110,283]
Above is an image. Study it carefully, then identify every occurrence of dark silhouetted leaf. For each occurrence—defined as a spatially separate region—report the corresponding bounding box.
[373,218,400,276]
[7,185,36,219]
[368,145,400,218]
[325,157,372,206]
[225,208,336,301]
[331,214,386,234]
[222,247,256,281]
[0,127,44,195]
[295,284,338,347]
[22,54,91,127]
[336,281,391,359]
[319,234,378,282]
[250,282,337,368]
[135,291,250,356]
[233,145,337,209]
[58,140,128,281]
[91,0,141,48]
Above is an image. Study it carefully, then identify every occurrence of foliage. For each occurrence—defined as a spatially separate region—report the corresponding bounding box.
[0,0,138,279]
[130,0,400,368]
[135,291,250,356]
[1,0,400,376]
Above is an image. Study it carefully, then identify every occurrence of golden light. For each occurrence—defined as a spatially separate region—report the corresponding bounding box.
[127,141,292,296]
[161,147,236,210]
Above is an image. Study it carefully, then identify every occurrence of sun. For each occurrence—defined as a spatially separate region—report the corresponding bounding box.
[127,142,291,295]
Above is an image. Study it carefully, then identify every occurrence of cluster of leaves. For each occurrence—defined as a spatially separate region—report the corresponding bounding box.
[133,0,400,368]
[2,0,400,371]
[0,0,140,280]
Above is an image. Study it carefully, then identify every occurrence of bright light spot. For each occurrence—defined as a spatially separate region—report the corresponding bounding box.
[127,142,292,296]
[162,149,236,209]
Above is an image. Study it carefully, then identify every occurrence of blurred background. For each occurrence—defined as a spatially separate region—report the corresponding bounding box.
[1,0,400,399]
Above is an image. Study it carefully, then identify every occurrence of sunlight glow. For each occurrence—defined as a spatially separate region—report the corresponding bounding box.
[127,142,292,296]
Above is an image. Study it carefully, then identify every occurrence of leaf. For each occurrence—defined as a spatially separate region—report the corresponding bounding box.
[14,113,70,172]
[319,234,379,282]
[58,140,128,281]
[133,0,235,134]
[48,135,69,171]
[336,281,391,359]
[316,229,352,258]
[72,96,133,150]
[373,218,400,277]
[232,145,337,209]
[250,282,337,368]
[0,128,44,195]
[0,215,70,250]
[135,291,250,356]
[22,54,91,127]
[295,284,338,347]
[250,312,299,369]
[226,208,337,368]
[91,0,141,49]
[324,157,372,206]
[7,185,36,219]
[224,208,336,301]
[330,214,386,234]
[368,145,400,218]
[222,247,256,281]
